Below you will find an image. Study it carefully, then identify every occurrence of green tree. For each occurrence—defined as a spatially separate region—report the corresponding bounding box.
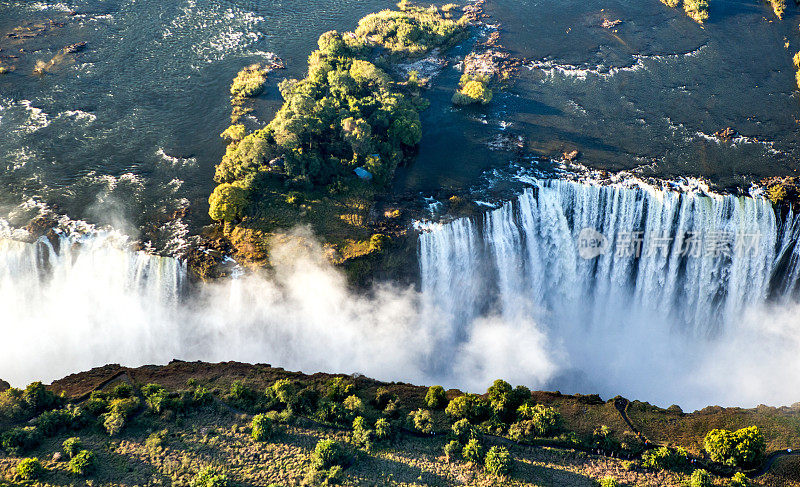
[484,446,512,476]
[425,385,448,409]
[16,458,44,480]
[251,414,274,442]
[462,437,484,464]
[68,450,95,476]
[208,183,249,222]
[704,426,765,468]
[690,469,713,487]
[312,439,349,470]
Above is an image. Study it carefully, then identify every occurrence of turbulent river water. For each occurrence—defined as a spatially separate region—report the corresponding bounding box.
[2,0,800,409]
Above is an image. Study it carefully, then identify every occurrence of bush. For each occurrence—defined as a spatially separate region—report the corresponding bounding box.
[445,394,490,423]
[444,440,462,461]
[325,378,354,402]
[112,383,133,399]
[425,385,448,409]
[374,387,396,410]
[22,382,61,415]
[1,426,43,456]
[191,466,229,487]
[316,400,350,425]
[484,446,512,476]
[451,418,476,443]
[704,426,766,468]
[343,395,365,414]
[728,472,749,487]
[375,418,393,441]
[251,414,275,442]
[68,449,95,476]
[683,0,709,22]
[352,416,374,449]
[63,437,83,459]
[641,446,689,472]
[313,439,349,470]
[462,438,484,464]
[230,64,270,100]
[690,469,713,487]
[513,403,562,437]
[270,379,299,409]
[208,183,249,222]
[452,74,492,106]
[410,408,434,434]
[36,406,86,436]
[16,458,44,480]
[599,477,619,487]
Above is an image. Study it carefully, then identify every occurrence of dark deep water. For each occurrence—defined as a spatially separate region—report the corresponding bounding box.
[1,0,800,243]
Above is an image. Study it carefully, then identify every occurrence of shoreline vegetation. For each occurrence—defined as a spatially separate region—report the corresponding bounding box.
[659,0,710,24]
[204,2,470,279]
[0,361,798,486]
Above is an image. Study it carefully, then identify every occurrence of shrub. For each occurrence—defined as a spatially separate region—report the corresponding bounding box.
[462,438,484,464]
[16,458,44,480]
[767,0,786,18]
[451,418,476,443]
[352,416,374,449]
[22,382,61,415]
[36,406,86,436]
[316,400,350,425]
[1,426,43,456]
[375,418,393,441]
[208,183,249,222]
[691,469,713,487]
[484,446,512,476]
[313,439,349,470]
[410,408,434,434]
[374,387,396,410]
[599,477,619,487]
[68,449,95,476]
[343,395,365,414]
[251,414,275,442]
[230,64,270,100]
[83,391,110,417]
[514,403,562,437]
[641,446,689,472]
[112,383,133,399]
[728,472,749,487]
[270,379,299,409]
[704,426,765,468]
[63,437,83,459]
[444,440,462,461]
[767,184,787,204]
[425,385,448,409]
[452,74,492,106]
[683,0,709,23]
[326,378,355,402]
[191,466,229,487]
[445,394,490,423]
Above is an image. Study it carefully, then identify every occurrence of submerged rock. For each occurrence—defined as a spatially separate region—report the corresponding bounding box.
[714,127,738,140]
[64,41,87,53]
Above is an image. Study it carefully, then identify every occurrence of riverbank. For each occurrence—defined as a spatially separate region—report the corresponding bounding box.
[0,361,798,486]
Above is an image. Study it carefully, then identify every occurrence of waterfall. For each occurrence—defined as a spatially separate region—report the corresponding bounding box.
[420,179,794,334]
[419,179,800,407]
[0,225,187,384]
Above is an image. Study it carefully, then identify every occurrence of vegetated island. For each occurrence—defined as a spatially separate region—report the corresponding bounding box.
[659,0,797,23]
[200,2,478,282]
[0,362,799,486]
